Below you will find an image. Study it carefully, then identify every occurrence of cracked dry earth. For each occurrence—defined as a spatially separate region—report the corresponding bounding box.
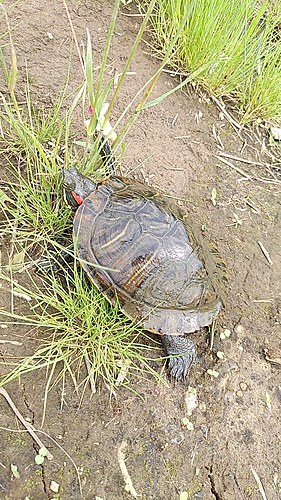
[0,1,281,499]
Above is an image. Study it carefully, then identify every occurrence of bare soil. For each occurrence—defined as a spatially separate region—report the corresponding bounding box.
[0,1,281,499]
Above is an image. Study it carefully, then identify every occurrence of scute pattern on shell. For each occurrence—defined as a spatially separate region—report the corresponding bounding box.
[73,176,227,336]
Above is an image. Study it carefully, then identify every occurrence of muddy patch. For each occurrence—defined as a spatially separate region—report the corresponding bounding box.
[0,1,281,499]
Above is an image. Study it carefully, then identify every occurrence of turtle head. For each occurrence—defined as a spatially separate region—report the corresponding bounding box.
[62,167,96,210]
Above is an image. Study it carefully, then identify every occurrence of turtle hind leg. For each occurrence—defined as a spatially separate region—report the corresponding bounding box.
[162,334,196,379]
[38,244,75,273]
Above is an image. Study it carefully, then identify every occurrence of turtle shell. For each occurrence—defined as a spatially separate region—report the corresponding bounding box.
[73,176,227,335]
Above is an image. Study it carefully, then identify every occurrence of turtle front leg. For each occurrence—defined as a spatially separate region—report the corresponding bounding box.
[38,244,75,272]
[162,334,196,379]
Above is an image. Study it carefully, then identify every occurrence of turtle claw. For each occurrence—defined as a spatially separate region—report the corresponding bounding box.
[169,353,195,379]
[162,334,196,380]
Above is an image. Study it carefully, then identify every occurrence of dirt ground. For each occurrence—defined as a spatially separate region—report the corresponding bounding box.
[0,1,281,499]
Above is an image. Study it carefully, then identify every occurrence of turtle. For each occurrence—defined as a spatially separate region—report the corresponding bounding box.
[47,138,227,379]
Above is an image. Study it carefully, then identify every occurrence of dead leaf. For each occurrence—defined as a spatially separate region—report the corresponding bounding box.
[7,251,25,272]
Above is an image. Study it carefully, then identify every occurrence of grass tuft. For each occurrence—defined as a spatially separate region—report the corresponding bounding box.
[0,256,163,404]
[146,0,281,123]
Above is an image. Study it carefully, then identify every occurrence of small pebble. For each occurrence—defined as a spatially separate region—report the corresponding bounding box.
[224,391,235,402]
[235,324,245,335]
[220,359,238,374]
[185,387,198,416]
[165,423,184,444]
[50,480,59,493]
[236,390,244,398]
[271,126,281,140]
[240,382,248,391]
[198,402,206,412]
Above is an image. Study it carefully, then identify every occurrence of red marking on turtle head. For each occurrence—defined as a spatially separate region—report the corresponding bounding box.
[71,191,84,205]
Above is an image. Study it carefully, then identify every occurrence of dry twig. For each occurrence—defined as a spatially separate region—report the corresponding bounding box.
[211,96,241,130]
[0,387,53,460]
[84,354,96,393]
[62,0,85,77]
[0,339,22,345]
[214,155,253,181]
[251,466,268,500]
[217,152,264,166]
[258,241,273,265]
[117,440,140,498]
